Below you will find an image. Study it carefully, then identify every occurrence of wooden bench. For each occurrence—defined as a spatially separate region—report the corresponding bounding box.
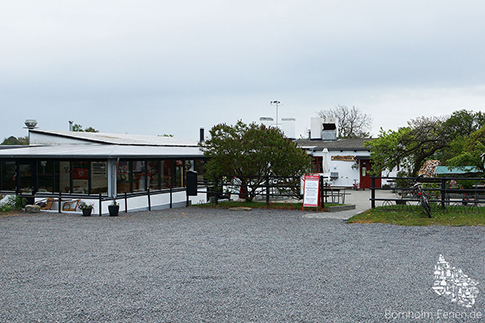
[62,199,81,211]
[36,198,57,210]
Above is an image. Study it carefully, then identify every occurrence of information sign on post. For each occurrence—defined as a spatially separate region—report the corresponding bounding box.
[303,174,321,211]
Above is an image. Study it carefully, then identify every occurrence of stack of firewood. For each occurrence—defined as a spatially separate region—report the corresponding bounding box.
[418,160,440,177]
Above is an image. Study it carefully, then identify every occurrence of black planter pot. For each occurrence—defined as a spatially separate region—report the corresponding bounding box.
[82,208,93,216]
[108,204,119,216]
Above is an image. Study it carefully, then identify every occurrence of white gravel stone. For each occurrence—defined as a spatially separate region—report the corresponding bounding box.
[1,208,484,322]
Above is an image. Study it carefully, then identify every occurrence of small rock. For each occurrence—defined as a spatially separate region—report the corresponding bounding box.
[25,205,41,213]
[228,207,252,212]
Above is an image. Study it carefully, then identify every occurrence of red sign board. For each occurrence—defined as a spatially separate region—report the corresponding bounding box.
[73,168,88,180]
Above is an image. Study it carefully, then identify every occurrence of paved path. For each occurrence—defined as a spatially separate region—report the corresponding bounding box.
[303,189,395,220]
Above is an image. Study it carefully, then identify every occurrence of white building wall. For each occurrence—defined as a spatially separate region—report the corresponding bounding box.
[329,151,362,187]
[36,188,208,215]
[310,149,399,187]
[310,149,366,187]
[381,169,400,187]
[107,189,208,214]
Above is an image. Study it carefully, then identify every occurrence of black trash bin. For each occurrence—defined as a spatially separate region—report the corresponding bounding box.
[187,171,198,196]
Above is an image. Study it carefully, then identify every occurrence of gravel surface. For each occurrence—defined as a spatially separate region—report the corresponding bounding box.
[1,208,485,322]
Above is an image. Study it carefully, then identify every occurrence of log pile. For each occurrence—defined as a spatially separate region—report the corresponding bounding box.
[418,160,440,177]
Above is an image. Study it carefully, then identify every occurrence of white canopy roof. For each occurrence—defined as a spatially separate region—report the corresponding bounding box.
[0,144,204,159]
[30,129,199,147]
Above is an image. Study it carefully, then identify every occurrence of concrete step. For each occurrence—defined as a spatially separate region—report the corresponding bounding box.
[326,204,356,212]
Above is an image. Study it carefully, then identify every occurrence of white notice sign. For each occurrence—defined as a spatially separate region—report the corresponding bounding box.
[303,174,320,208]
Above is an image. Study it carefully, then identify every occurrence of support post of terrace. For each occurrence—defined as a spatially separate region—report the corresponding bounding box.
[371,177,376,209]
[266,176,270,207]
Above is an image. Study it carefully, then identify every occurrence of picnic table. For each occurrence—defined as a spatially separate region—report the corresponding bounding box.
[322,187,347,204]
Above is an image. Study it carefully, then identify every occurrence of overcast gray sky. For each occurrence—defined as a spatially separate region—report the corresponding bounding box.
[2,0,485,141]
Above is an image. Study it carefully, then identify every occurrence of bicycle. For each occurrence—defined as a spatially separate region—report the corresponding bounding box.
[352,179,360,190]
[408,175,431,217]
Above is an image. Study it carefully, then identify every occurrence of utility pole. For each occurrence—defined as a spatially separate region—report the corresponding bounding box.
[270,101,281,128]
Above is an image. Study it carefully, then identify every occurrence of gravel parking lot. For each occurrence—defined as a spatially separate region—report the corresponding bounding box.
[1,207,485,322]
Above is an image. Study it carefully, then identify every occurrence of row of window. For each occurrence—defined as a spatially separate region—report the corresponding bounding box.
[0,159,206,195]
[116,159,204,194]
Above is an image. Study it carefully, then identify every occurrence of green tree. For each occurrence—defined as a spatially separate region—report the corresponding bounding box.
[367,110,485,176]
[447,126,485,172]
[441,109,485,138]
[318,105,373,138]
[1,136,28,145]
[367,116,450,176]
[72,124,99,132]
[436,110,485,164]
[200,121,311,201]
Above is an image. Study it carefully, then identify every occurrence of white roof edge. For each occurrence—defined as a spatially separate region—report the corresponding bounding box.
[0,144,205,158]
[30,129,200,147]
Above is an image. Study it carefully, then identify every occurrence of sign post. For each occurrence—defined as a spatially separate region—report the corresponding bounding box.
[303,174,321,211]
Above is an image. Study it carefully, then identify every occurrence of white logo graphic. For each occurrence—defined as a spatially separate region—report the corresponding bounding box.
[433,254,479,308]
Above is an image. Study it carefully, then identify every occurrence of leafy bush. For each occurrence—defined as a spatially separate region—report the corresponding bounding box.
[79,201,94,210]
[0,195,28,212]
[396,171,410,189]
[423,182,441,199]
[457,179,475,189]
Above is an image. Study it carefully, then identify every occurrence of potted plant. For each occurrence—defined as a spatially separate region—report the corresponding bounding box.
[79,201,94,216]
[108,200,119,216]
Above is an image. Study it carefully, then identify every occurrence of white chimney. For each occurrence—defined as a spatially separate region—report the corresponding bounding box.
[281,118,296,139]
[322,117,338,141]
[259,116,274,128]
[310,117,322,139]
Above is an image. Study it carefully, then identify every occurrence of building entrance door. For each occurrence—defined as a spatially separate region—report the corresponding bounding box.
[359,159,381,189]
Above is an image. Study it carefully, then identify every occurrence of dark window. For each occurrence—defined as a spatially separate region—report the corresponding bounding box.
[148,161,160,191]
[161,160,172,189]
[38,160,55,193]
[132,161,146,192]
[91,161,108,195]
[72,161,89,194]
[18,162,33,194]
[117,161,130,194]
[1,161,16,191]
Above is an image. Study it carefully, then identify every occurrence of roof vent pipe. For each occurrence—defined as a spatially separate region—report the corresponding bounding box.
[24,119,38,145]
[200,127,205,143]
[24,119,38,129]
[69,121,73,131]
